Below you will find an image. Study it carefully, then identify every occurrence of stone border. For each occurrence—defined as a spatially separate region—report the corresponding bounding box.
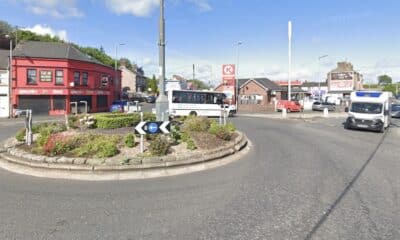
[0,131,249,181]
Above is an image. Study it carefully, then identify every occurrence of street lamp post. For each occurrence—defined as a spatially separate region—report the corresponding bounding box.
[155,0,169,121]
[5,35,13,118]
[318,55,328,101]
[235,41,242,112]
[288,21,292,101]
[115,43,125,100]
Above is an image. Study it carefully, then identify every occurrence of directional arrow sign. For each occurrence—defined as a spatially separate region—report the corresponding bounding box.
[135,121,146,135]
[159,121,170,134]
[135,121,171,135]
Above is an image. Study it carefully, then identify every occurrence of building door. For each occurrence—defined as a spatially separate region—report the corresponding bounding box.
[18,95,51,115]
[0,94,9,117]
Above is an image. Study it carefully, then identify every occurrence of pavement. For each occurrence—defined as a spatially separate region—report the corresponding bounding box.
[0,116,399,239]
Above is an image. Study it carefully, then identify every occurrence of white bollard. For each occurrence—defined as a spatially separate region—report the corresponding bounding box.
[282,108,287,118]
[323,108,329,118]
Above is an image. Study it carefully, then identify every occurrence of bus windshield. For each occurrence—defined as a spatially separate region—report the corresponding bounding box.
[351,102,383,114]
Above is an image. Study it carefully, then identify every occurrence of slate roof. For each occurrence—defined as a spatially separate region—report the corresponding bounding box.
[239,78,282,91]
[12,41,109,67]
[0,49,9,70]
[301,81,327,87]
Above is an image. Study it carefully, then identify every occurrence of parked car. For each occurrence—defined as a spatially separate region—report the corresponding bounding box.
[146,95,156,103]
[312,101,336,111]
[110,100,128,112]
[391,103,400,118]
[276,100,303,112]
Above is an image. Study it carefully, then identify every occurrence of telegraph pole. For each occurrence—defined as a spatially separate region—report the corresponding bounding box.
[156,0,169,121]
[288,21,292,101]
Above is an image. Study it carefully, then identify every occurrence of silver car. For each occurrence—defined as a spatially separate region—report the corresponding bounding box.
[312,101,336,111]
[391,104,400,118]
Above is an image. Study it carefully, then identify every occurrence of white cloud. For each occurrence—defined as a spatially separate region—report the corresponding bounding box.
[23,24,68,41]
[105,0,159,17]
[104,0,211,17]
[142,57,154,65]
[186,0,212,12]
[21,0,83,18]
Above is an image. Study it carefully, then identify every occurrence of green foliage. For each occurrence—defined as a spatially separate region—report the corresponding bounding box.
[68,115,79,129]
[383,84,397,95]
[36,123,67,147]
[94,113,141,129]
[73,135,120,158]
[0,20,13,35]
[170,125,181,144]
[15,128,26,142]
[124,134,135,148]
[378,75,392,86]
[225,122,236,132]
[18,30,62,43]
[149,135,170,156]
[43,133,75,156]
[76,46,115,67]
[182,116,211,132]
[146,75,158,93]
[208,121,235,141]
[187,79,211,90]
[180,131,197,150]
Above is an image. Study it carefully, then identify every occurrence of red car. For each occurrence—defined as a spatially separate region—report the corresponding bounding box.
[276,100,303,112]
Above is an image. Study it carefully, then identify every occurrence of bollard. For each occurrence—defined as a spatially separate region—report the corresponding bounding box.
[140,112,144,153]
[219,110,223,125]
[323,108,329,118]
[282,108,287,118]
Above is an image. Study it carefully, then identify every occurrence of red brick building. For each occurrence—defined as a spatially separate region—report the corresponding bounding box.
[11,41,120,115]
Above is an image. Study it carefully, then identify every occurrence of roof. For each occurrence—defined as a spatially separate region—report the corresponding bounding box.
[0,49,9,70]
[13,41,109,67]
[239,78,282,91]
[302,81,328,87]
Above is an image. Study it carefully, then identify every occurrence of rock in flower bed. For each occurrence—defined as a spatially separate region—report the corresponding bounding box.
[13,113,238,165]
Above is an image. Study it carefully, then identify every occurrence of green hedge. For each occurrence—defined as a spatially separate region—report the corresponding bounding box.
[94,113,155,129]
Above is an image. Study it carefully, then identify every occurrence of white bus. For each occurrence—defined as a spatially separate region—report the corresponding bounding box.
[168,90,228,117]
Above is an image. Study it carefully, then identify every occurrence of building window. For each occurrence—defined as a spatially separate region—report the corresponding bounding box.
[27,69,37,85]
[82,72,88,86]
[74,72,80,86]
[55,70,64,85]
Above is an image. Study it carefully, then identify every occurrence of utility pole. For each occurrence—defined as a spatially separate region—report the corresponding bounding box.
[192,64,195,81]
[5,35,13,118]
[235,41,242,111]
[318,55,328,101]
[288,21,292,101]
[155,0,169,121]
[115,43,125,100]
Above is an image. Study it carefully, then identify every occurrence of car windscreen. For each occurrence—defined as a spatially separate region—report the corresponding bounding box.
[351,102,382,114]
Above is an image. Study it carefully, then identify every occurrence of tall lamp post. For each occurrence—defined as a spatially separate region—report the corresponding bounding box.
[5,35,12,118]
[235,41,242,112]
[288,21,292,101]
[115,43,125,100]
[155,0,169,121]
[318,55,328,100]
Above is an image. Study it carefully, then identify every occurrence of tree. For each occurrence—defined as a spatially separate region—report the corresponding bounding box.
[146,75,158,93]
[0,20,13,36]
[187,79,211,90]
[382,84,396,95]
[378,75,392,85]
[119,57,133,71]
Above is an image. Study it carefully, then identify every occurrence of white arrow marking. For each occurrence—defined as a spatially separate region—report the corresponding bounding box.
[160,121,170,134]
[135,121,146,135]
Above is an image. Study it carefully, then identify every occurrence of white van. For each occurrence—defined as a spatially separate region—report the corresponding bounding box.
[345,91,391,132]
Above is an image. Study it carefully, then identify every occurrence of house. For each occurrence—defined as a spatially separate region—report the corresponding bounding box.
[11,41,121,115]
[0,49,10,117]
[120,60,146,96]
[327,62,363,98]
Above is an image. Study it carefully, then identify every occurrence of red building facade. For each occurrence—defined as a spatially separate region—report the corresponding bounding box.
[11,41,121,115]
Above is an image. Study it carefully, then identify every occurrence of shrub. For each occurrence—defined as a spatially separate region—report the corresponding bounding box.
[68,115,79,129]
[143,112,156,121]
[149,135,170,156]
[15,128,26,142]
[124,133,135,148]
[225,122,236,132]
[182,116,211,132]
[43,133,75,156]
[208,122,233,141]
[73,135,120,158]
[170,125,181,144]
[36,123,67,147]
[180,131,197,150]
[94,113,141,129]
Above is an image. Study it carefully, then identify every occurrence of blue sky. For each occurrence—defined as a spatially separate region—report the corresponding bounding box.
[1,0,400,84]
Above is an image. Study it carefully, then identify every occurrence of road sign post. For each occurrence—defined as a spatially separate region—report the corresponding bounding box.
[135,117,171,153]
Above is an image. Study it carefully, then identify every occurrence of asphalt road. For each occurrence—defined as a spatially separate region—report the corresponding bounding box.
[0,116,399,239]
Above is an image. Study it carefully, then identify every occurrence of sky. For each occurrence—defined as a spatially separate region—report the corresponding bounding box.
[1,0,400,85]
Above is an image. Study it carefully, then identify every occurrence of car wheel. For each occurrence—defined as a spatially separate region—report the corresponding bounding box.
[287,109,291,113]
[189,111,197,116]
